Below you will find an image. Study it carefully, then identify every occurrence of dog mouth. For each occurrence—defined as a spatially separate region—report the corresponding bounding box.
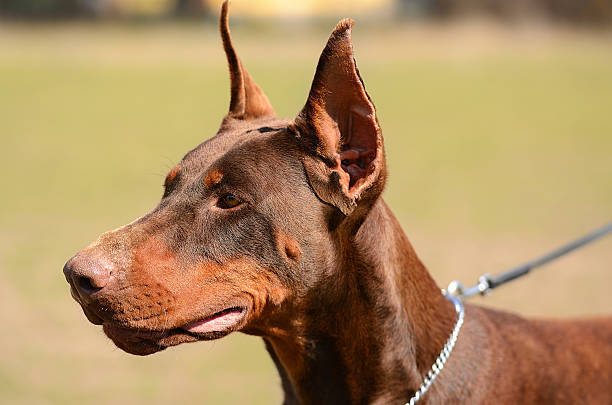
[181,306,246,335]
[101,305,249,356]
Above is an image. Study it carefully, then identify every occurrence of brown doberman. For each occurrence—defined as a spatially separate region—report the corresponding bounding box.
[63,2,612,404]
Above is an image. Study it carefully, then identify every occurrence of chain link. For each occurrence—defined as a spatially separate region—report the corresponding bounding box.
[405,291,464,405]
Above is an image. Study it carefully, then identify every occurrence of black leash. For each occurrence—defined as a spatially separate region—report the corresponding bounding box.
[447,221,612,300]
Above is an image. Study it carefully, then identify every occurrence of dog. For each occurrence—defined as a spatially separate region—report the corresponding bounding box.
[63,2,612,403]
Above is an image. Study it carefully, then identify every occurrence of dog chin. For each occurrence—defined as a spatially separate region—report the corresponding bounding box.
[103,324,199,356]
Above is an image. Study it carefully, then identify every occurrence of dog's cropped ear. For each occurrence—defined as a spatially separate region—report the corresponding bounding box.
[220,1,274,121]
[290,19,385,216]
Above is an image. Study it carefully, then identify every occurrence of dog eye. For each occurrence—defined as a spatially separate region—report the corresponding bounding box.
[217,193,242,209]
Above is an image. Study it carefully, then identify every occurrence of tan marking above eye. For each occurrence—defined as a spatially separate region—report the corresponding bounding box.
[204,168,224,189]
[164,165,180,187]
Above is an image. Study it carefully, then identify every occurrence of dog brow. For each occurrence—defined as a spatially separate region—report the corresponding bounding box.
[164,165,180,187]
[203,168,224,189]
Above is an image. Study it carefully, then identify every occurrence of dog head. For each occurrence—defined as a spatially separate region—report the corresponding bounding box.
[63,1,386,356]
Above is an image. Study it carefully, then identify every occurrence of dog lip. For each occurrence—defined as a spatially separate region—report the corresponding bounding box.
[104,322,191,341]
[181,306,247,335]
[82,306,105,325]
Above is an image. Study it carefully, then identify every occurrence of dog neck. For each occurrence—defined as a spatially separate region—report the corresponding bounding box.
[262,199,458,404]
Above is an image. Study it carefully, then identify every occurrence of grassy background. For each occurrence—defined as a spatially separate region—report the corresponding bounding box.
[1,20,611,404]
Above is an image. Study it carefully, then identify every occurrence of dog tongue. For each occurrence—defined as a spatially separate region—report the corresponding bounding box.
[183,308,244,334]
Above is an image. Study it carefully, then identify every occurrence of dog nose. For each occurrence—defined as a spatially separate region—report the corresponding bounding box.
[63,252,113,296]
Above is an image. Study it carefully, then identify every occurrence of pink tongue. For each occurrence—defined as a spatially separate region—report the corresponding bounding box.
[183,309,244,334]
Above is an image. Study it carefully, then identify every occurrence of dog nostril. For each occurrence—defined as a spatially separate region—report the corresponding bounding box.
[76,275,103,295]
[64,251,113,296]
[62,261,72,283]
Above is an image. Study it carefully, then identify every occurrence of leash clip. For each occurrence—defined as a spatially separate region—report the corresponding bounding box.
[447,273,492,300]
[477,273,493,295]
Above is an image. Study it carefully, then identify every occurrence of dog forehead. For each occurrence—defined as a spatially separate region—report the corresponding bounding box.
[180,118,292,173]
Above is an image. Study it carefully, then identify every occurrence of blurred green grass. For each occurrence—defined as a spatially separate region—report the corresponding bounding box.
[1,21,611,404]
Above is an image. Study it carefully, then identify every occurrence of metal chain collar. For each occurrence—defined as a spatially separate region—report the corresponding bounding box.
[405,291,465,405]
